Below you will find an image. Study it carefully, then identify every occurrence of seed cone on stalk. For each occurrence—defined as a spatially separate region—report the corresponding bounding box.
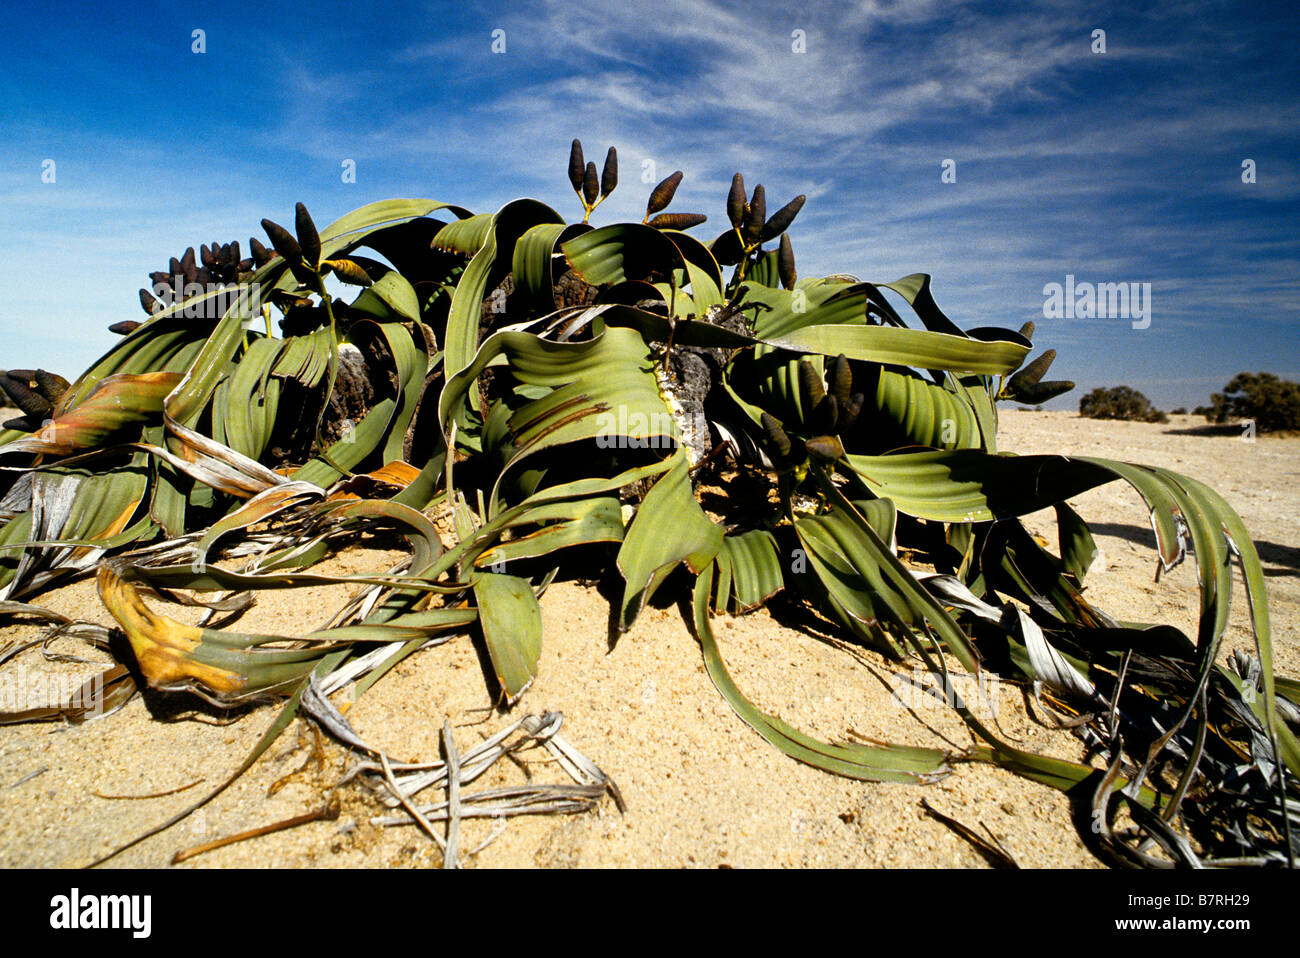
[646,171,683,218]
[137,239,255,322]
[568,139,620,222]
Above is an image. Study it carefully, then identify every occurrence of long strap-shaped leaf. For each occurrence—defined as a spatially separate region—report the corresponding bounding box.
[0,372,180,457]
[291,320,428,487]
[440,324,676,512]
[561,222,686,288]
[841,449,1277,715]
[809,471,1161,798]
[617,455,722,629]
[439,199,565,427]
[768,325,1027,376]
[692,564,952,783]
[473,571,543,704]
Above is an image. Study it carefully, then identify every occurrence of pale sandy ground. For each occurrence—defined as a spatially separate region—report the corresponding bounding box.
[0,411,1295,868]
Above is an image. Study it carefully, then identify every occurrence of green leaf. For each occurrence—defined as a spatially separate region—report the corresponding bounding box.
[864,367,985,451]
[478,496,625,567]
[795,498,917,653]
[770,324,1028,376]
[440,199,566,429]
[319,198,473,244]
[660,229,724,311]
[217,336,283,460]
[562,223,685,287]
[433,213,494,257]
[714,528,784,613]
[617,456,722,629]
[693,566,952,783]
[511,222,590,309]
[56,316,216,414]
[1055,502,1097,583]
[878,273,965,336]
[473,571,543,703]
[341,257,421,322]
[440,324,676,510]
[164,286,261,429]
[843,450,1117,523]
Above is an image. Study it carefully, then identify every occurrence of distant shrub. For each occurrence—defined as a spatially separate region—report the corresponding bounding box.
[1206,372,1300,433]
[1193,405,1215,418]
[1171,407,1187,415]
[1079,386,1168,423]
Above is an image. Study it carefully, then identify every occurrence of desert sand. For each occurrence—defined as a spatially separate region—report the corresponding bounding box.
[1,411,1296,868]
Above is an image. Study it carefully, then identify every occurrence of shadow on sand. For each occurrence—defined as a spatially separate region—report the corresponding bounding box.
[1086,521,1300,577]
[1160,422,1246,438]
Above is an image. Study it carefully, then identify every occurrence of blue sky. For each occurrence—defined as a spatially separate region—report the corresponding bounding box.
[2,0,1297,411]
